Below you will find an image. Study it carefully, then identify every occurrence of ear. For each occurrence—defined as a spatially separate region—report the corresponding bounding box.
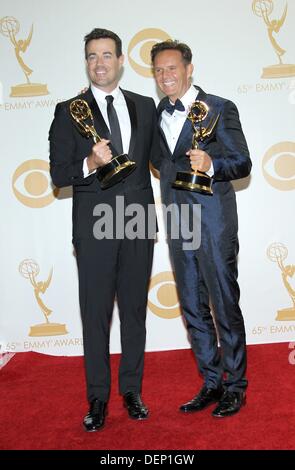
[119,54,125,67]
[187,63,194,78]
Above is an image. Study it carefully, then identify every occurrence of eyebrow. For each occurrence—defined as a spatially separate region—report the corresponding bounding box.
[87,50,113,56]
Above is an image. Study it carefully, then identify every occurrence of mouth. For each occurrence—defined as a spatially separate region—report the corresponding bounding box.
[95,68,108,76]
[162,80,176,88]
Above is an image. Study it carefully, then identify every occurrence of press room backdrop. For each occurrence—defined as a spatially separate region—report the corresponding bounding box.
[1,0,295,356]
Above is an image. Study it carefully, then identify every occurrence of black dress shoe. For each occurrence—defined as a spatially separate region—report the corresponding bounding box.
[212,390,246,418]
[83,399,107,432]
[180,385,223,413]
[123,391,149,420]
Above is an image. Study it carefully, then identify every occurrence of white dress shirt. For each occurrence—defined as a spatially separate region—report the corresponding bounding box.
[83,85,131,177]
[160,85,214,176]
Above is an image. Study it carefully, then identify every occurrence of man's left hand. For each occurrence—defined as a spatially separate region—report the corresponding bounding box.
[186,149,212,173]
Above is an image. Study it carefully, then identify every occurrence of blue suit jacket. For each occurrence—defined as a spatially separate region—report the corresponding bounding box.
[158,86,251,233]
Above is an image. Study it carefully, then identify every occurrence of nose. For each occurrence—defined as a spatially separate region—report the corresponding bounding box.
[96,56,105,65]
[162,68,172,80]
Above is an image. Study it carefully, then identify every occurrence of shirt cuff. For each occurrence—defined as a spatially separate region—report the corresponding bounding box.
[206,161,214,177]
[83,157,97,178]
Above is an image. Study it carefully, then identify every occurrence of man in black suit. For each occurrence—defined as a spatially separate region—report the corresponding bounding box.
[49,28,161,431]
[151,40,251,418]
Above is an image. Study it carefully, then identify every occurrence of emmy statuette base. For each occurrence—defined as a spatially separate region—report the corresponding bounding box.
[10,83,49,97]
[276,307,295,321]
[97,154,136,189]
[172,171,213,195]
[29,323,68,337]
[261,64,295,79]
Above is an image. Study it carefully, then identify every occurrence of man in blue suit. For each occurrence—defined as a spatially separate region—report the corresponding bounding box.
[151,40,252,418]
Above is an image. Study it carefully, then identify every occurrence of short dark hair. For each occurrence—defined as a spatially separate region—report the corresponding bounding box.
[84,28,122,58]
[151,40,192,65]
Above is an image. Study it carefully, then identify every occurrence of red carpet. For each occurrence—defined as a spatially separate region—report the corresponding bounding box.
[0,344,294,450]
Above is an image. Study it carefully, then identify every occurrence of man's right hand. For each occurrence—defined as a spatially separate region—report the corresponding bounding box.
[80,87,89,94]
[86,139,112,172]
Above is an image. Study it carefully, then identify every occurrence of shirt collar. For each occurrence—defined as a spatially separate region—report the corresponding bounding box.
[179,85,199,112]
[90,84,121,103]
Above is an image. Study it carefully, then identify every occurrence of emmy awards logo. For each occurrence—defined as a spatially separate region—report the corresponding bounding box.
[0,16,49,97]
[70,99,136,189]
[172,101,220,195]
[252,1,295,78]
[19,259,68,336]
[267,243,295,321]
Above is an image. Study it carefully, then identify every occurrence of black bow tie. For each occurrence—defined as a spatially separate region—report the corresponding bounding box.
[164,98,185,115]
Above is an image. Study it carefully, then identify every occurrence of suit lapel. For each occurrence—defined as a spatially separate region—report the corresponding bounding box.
[157,97,172,157]
[193,85,207,102]
[173,85,209,158]
[85,89,111,140]
[172,118,192,158]
[122,89,137,158]
[158,118,172,157]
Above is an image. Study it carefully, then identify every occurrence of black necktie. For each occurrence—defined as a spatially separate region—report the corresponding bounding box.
[164,98,185,115]
[105,95,123,155]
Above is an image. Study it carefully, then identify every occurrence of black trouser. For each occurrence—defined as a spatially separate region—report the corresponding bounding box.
[75,236,154,402]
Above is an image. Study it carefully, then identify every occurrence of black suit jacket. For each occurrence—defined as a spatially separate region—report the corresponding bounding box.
[49,88,161,241]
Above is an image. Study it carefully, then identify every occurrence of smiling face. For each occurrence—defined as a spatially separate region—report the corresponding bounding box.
[86,38,124,92]
[153,49,193,103]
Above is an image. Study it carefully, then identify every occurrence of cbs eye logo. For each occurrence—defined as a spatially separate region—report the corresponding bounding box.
[12,159,58,208]
[148,271,181,319]
[262,142,295,190]
[128,28,171,77]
